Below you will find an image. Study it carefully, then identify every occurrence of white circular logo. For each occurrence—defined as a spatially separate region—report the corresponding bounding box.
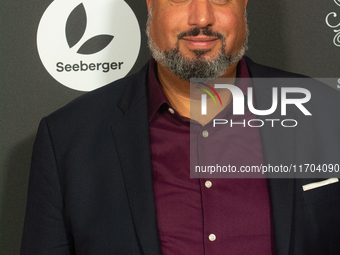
[37,0,141,91]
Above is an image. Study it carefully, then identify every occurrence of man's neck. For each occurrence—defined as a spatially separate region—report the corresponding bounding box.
[156,61,239,124]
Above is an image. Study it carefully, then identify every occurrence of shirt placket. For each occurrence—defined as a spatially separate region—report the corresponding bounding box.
[196,122,223,254]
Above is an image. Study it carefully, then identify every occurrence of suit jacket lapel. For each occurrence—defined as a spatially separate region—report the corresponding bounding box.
[256,85,295,255]
[111,64,162,255]
[249,64,296,255]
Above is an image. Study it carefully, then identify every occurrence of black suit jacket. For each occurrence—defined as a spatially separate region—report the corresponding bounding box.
[21,57,340,255]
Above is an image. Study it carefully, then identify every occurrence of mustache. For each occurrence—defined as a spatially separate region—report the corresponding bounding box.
[177,26,225,40]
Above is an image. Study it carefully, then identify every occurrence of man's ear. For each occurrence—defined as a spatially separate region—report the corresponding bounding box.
[146,0,153,11]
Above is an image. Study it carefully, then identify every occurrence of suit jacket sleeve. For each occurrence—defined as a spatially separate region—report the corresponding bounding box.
[21,118,75,255]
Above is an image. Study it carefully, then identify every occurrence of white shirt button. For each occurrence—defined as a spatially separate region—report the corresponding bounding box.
[202,130,209,138]
[205,181,212,188]
[209,234,216,241]
[168,108,175,114]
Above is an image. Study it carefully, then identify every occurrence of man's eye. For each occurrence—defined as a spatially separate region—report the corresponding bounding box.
[211,0,229,4]
[170,0,190,3]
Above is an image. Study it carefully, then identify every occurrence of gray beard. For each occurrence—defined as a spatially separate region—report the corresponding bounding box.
[146,7,249,81]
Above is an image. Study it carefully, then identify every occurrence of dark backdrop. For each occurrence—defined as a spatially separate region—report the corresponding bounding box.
[1,0,339,254]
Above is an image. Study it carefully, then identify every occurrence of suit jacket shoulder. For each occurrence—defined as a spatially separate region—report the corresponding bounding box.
[46,62,150,129]
[244,56,306,78]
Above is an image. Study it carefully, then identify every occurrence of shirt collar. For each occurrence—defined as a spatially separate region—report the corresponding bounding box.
[147,58,171,123]
[235,57,251,96]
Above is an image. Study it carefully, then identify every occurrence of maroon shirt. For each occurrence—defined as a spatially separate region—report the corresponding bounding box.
[148,58,274,255]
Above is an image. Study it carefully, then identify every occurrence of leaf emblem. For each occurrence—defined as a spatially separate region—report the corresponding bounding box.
[66,3,87,48]
[77,35,114,55]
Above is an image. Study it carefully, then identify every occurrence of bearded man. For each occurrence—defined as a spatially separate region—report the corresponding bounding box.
[21,1,340,255]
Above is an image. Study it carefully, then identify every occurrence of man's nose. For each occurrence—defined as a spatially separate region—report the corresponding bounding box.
[188,0,215,28]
